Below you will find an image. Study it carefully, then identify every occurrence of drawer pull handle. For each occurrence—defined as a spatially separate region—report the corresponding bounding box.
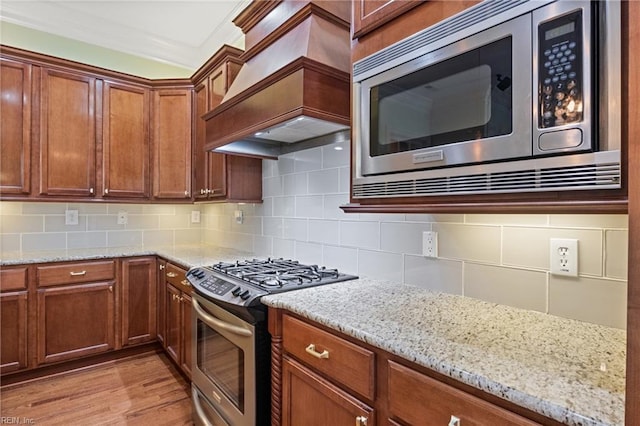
[69,271,87,276]
[355,416,368,426]
[166,272,178,278]
[448,415,461,426]
[305,344,329,359]
[181,279,191,287]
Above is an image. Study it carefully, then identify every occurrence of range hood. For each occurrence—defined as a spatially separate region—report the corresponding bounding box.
[203,0,352,159]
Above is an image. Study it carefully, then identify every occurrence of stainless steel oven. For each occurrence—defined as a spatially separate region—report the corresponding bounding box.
[191,293,270,426]
[352,0,622,197]
[187,258,357,426]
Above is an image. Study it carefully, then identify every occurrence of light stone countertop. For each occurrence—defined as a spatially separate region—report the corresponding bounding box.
[0,244,252,268]
[262,278,626,426]
[2,247,626,425]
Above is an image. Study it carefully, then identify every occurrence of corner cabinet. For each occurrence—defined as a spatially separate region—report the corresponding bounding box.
[0,57,32,196]
[152,87,193,201]
[269,308,557,426]
[192,46,263,203]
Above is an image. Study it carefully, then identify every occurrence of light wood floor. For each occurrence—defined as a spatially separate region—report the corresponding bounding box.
[0,352,193,425]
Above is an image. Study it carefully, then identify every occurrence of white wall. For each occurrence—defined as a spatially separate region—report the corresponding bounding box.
[201,140,628,329]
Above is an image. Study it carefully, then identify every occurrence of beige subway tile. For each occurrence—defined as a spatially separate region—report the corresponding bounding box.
[0,215,44,234]
[141,204,174,215]
[68,203,108,215]
[107,204,144,214]
[549,214,628,229]
[143,230,174,246]
[433,223,501,263]
[406,213,464,223]
[126,215,160,230]
[87,215,123,231]
[22,233,66,251]
[404,255,463,295]
[67,231,107,249]
[45,215,87,232]
[22,202,67,215]
[549,275,627,329]
[605,230,628,280]
[464,263,547,312]
[106,230,142,247]
[158,214,189,230]
[0,202,23,215]
[466,214,548,226]
[503,227,603,275]
[175,229,202,245]
[0,234,21,252]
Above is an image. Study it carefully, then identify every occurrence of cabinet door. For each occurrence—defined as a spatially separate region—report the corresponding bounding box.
[180,291,192,378]
[152,88,192,199]
[39,68,96,197]
[157,261,167,346]
[121,257,157,347]
[165,283,182,365]
[282,357,374,426]
[102,81,150,198]
[0,58,31,195]
[0,291,28,374]
[352,0,423,39]
[193,80,211,199]
[37,281,115,364]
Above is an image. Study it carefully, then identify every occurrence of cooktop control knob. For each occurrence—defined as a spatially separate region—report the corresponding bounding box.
[232,287,243,297]
[239,290,251,300]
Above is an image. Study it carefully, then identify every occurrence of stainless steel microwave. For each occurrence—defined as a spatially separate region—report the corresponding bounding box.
[352,0,622,198]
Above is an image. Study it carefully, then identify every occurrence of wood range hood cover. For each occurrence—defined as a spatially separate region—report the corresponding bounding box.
[203,0,352,159]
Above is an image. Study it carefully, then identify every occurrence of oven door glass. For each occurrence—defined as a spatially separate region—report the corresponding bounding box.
[197,319,245,412]
[369,36,512,157]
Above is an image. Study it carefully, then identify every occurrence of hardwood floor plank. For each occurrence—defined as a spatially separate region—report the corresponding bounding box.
[0,352,192,425]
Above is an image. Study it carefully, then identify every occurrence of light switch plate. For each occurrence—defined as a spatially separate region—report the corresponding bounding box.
[191,211,201,224]
[117,211,128,225]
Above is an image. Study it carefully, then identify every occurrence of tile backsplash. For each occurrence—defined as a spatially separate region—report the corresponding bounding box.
[0,140,629,329]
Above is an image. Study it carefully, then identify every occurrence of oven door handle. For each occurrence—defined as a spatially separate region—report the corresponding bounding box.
[192,387,215,426]
[193,298,253,337]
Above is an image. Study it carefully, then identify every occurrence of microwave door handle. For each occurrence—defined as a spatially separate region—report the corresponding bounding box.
[193,298,253,337]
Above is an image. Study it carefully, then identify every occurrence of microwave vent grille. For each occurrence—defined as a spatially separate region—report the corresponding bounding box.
[353,162,621,198]
[353,0,529,79]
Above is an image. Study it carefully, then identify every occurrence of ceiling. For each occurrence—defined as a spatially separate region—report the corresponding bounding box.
[0,0,252,71]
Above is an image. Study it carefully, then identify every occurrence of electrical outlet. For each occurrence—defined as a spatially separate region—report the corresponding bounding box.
[550,238,578,276]
[191,210,201,224]
[234,210,244,225]
[422,231,438,258]
[65,210,79,225]
[117,211,128,225]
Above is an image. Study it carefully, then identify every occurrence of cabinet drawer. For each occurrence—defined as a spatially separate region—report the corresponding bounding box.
[37,260,115,287]
[0,267,28,291]
[388,361,539,426]
[282,314,375,400]
[165,263,190,291]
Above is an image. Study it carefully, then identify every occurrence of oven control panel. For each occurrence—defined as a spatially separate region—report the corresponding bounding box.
[186,267,267,307]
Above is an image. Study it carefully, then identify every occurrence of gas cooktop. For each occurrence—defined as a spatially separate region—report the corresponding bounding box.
[186,258,358,307]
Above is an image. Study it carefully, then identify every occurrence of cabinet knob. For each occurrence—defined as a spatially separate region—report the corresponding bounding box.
[108,286,113,293]
[448,415,461,426]
[105,188,109,194]
[89,187,94,194]
[184,190,190,197]
[355,416,368,426]
[305,344,329,359]
[159,264,165,270]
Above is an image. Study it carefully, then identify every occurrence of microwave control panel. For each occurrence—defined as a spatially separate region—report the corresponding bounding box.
[538,9,583,129]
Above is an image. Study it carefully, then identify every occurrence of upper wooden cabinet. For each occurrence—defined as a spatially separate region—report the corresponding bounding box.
[0,57,32,195]
[192,46,262,203]
[39,67,97,197]
[102,81,150,199]
[351,0,423,39]
[151,87,193,200]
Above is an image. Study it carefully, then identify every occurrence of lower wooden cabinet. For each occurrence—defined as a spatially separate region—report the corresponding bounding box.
[0,267,29,374]
[269,308,547,426]
[388,361,538,426]
[121,257,157,347]
[37,281,115,365]
[282,357,374,426]
[163,262,193,378]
